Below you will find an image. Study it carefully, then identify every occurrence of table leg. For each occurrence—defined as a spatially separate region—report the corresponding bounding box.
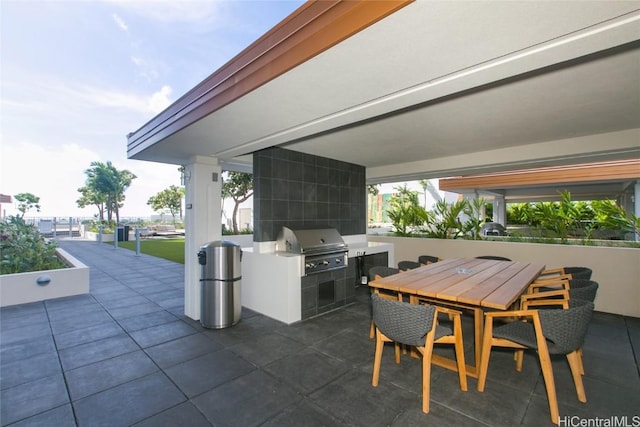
[469,307,483,378]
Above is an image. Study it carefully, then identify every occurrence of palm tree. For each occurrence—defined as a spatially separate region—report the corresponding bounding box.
[83,161,136,223]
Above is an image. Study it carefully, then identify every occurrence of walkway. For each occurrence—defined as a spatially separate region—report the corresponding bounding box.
[1,240,639,426]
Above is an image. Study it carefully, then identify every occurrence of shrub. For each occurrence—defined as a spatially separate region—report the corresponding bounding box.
[84,219,116,233]
[0,216,67,274]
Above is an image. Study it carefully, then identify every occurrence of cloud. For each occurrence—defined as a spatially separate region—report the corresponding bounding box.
[2,72,173,125]
[148,85,172,114]
[77,84,173,115]
[0,141,181,218]
[112,13,128,31]
[108,0,222,25]
[0,142,101,217]
[130,55,160,82]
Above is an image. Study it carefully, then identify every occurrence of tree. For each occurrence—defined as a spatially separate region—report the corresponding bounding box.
[147,185,185,223]
[14,193,40,217]
[76,186,106,221]
[80,161,136,223]
[221,172,253,234]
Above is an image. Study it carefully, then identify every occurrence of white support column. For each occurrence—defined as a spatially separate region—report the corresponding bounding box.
[635,180,640,241]
[183,156,222,320]
[493,195,506,226]
[459,192,475,223]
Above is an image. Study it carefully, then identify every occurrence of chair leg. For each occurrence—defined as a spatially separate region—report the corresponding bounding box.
[567,351,587,403]
[577,347,585,375]
[477,317,494,392]
[515,350,524,372]
[369,319,375,339]
[532,322,559,425]
[394,343,401,364]
[537,348,559,425]
[421,344,435,413]
[372,332,384,387]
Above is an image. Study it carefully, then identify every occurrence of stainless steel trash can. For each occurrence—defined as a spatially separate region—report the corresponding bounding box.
[197,240,242,329]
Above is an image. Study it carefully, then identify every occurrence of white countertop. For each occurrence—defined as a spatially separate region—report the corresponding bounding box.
[347,241,393,258]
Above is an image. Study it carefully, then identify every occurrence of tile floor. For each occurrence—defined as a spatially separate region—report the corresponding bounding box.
[1,240,639,426]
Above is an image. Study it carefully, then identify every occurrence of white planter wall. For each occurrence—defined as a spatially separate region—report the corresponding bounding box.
[369,236,640,318]
[84,231,115,242]
[0,248,90,307]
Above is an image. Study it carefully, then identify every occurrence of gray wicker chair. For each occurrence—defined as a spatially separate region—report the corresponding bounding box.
[368,266,402,344]
[418,255,440,265]
[477,299,594,425]
[526,278,599,304]
[475,255,512,261]
[535,266,592,282]
[371,294,467,413]
[568,279,599,302]
[398,260,421,271]
[368,266,400,281]
[564,267,592,280]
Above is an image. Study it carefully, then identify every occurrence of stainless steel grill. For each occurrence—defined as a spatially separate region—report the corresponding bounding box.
[276,226,348,275]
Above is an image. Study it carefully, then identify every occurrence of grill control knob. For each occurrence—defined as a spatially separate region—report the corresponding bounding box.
[306,263,316,269]
[335,258,342,264]
[321,260,330,266]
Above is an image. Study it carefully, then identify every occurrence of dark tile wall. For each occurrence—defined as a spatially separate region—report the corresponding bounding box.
[253,147,366,242]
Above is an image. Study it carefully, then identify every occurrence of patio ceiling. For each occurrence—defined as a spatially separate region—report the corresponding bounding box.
[127,1,640,184]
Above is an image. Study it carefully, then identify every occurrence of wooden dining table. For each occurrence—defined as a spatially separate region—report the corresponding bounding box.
[369,257,545,378]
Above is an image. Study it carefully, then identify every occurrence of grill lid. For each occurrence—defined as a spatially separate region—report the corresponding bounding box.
[276,226,347,255]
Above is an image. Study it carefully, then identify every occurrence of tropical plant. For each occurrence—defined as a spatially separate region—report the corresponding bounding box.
[147,185,185,224]
[462,198,487,240]
[0,216,66,274]
[530,191,579,239]
[594,200,640,238]
[14,193,40,217]
[425,199,468,239]
[84,219,116,234]
[507,203,535,225]
[221,171,253,234]
[386,185,431,236]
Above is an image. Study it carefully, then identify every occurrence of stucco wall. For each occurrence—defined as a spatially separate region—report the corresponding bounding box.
[368,236,640,318]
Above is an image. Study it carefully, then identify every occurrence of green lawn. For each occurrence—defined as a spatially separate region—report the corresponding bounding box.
[113,238,186,264]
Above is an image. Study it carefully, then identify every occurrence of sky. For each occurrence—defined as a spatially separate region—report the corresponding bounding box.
[0,0,305,218]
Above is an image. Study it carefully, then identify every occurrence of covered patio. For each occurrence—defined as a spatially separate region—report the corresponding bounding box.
[126,0,640,322]
[1,239,638,426]
[5,1,637,425]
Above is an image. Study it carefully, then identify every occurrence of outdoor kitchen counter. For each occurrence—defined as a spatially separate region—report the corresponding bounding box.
[345,240,394,262]
[240,239,394,324]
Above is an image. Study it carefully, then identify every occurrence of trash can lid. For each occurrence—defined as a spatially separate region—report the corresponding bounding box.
[200,240,240,249]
